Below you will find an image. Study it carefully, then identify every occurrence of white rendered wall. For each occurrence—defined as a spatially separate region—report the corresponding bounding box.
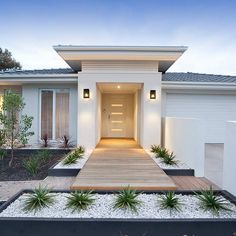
[164,93,236,143]
[77,73,162,149]
[164,117,205,177]
[22,83,77,145]
[223,121,236,196]
[96,86,102,144]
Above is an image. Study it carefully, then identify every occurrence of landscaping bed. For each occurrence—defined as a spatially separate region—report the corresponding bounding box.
[0,189,236,236]
[48,149,92,177]
[146,146,195,176]
[0,149,70,181]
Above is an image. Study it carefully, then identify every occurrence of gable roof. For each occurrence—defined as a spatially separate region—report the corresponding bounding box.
[163,72,236,83]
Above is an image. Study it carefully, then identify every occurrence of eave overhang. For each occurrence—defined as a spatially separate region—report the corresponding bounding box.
[53,45,188,73]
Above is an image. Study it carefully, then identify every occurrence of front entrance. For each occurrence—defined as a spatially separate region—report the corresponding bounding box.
[101,94,134,138]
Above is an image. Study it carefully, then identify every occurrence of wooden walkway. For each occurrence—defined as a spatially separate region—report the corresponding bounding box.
[71,139,177,190]
[171,176,219,190]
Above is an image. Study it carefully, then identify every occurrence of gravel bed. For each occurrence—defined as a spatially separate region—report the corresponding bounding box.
[53,150,93,169]
[1,193,236,219]
[145,150,190,169]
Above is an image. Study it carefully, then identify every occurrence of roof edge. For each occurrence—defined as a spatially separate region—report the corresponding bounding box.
[53,45,188,52]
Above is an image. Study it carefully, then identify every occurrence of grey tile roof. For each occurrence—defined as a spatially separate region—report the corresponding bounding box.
[1,69,236,83]
[163,72,236,83]
[0,68,75,75]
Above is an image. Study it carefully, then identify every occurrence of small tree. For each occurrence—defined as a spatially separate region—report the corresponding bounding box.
[0,48,21,71]
[0,93,34,166]
[19,115,34,147]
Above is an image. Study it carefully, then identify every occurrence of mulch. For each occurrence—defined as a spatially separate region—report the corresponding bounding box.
[0,149,70,181]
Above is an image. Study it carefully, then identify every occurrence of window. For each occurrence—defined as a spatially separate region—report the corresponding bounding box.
[40,89,69,139]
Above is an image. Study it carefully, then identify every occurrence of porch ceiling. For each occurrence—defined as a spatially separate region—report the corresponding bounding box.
[97,83,142,94]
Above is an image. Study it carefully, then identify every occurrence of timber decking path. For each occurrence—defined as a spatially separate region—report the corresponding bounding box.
[71,139,177,190]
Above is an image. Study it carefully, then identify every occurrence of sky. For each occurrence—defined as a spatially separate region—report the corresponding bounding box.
[0,0,236,75]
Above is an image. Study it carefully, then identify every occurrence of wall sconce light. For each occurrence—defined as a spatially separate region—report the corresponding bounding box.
[150,90,156,99]
[83,89,90,99]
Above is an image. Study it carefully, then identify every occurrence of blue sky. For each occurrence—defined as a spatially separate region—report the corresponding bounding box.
[1,0,236,75]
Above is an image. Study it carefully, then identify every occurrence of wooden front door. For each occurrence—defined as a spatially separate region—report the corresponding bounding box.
[102,94,134,138]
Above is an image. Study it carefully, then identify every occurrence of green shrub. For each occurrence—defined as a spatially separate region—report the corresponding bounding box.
[158,192,182,213]
[160,152,178,166]
[23,157,40,175]
[113,187,141,212]
[195,187,231,215]
[66,190,95,212]
[23,186,54,213]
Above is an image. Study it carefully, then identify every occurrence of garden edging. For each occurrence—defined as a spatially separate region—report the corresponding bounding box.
[0,189,236,236]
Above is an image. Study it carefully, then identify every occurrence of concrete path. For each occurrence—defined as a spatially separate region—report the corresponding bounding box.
[0,177,75,202]
[71,139,176,190]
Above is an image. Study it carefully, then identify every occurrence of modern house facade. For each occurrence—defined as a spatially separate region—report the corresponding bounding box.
[1,45,236,149]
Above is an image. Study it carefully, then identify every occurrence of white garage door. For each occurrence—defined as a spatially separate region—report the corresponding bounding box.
[165,93,236,143]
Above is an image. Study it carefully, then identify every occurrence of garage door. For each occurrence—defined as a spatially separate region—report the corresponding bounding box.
[165,93,236,143]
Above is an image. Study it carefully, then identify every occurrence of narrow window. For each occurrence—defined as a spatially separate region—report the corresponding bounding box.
[41,90,53,139]
[41,89,70,140]
[56,91,69,139]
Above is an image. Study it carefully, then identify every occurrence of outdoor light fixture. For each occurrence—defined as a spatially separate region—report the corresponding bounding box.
[150,90,156,99]
[83,89,90,98]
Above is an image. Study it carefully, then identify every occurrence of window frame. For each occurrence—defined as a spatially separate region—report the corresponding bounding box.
[39,88,70,141]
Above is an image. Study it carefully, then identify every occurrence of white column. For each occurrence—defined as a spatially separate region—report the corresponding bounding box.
[141,75,162,149]
[223,121,236,196]
[77,76,97,149]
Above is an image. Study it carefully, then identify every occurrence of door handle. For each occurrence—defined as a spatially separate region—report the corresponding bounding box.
[108,114,110,119]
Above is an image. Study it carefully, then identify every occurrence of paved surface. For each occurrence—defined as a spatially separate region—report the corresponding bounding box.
[0,177,75,202]
[71,139,177,190]
[205,143,223,188]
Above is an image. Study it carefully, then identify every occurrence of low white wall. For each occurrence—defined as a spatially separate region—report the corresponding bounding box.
[164,117,204,177]
[223,121,236,196]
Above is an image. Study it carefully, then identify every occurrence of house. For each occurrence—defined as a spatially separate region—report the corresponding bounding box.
[0,45,236,149]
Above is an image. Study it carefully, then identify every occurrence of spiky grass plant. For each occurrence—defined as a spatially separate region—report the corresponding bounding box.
[150,144,161,153]
[150,145,170,159]
[155,147,169,159]
[33,149,52,163]
[160,152,178,166]
[62,152,78,165]
[195,187,231,215]
[62,146,85,165]
[75,146,85,156]
[113,187,141,213]
[23,157,40,175]
[158,192,182,214]
[23,186,54,213]
[66,190,95,212]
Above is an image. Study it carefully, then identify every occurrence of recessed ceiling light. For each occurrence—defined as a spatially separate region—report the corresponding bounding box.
[117,85,121,89]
